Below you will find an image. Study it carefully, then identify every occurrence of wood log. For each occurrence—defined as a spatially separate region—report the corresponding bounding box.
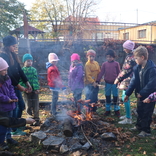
[63,118,73,137]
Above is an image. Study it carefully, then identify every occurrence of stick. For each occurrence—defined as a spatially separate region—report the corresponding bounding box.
[81,125,93,146]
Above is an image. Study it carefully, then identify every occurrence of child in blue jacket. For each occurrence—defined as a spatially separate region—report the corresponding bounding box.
[124,46,156,137]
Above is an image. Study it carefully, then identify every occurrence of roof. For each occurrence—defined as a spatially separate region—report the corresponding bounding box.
[10,25,45,35]
[64,15,100,25]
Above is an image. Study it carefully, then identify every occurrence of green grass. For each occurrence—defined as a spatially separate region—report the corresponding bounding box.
[96,89,156,156]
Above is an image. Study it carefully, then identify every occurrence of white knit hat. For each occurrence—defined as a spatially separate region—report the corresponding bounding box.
[0,57,9,71]
[48,53,59,62]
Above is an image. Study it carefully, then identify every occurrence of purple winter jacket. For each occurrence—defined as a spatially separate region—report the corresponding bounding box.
[68,63,84,91]
[0,77,17,112]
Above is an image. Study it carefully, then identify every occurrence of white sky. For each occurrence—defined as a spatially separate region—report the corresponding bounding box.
[18,0,156,24]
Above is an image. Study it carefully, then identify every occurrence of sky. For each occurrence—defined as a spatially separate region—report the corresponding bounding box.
[18,0,156,24]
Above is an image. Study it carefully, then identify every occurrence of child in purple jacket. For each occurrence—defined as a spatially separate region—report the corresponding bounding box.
[0,57,18,150]
[68,53,84,104]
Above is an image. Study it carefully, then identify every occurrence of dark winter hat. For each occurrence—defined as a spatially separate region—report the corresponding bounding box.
[22,53,33,63]
[3,35,17,47]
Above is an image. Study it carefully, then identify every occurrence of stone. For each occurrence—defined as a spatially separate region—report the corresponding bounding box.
[60,144,69,153]
[101,132,116,140]
[42,136,65,149]
[82,142,91,150]
[30,131,47,145]
[70,142,82,151]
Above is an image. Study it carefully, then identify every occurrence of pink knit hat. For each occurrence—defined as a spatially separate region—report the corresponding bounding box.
[71,53,80,61]
[48,53,59,62]
[0,57,9,71]
[123,40,135,50]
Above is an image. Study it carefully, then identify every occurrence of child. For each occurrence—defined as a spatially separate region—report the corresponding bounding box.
[0,57,18,150]
[68,53,84,104]
[97,49,120,117]
[20,54,40,126]
[124,46,156,137]
[114,40,136,124]
[46,53,64,117]
[84,49,100,113]
[0,35,32,136]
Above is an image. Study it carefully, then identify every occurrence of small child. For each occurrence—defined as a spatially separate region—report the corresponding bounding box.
[68,53,84,103]
[114,40,136,124]
[84,49,100,113]
[0,57,18,150]
[46,53,64,117]
[97,49,120,117]
[20,54,40,126]
[124,46,156,137]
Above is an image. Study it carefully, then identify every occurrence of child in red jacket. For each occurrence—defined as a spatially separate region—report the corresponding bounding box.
[46,53,64,117]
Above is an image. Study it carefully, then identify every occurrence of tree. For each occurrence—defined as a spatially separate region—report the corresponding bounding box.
[64,0,101,40]
[30,0,67,40]
[0,0,27,38]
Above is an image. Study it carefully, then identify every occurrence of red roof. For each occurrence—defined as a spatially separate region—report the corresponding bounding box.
[64,16,100,25]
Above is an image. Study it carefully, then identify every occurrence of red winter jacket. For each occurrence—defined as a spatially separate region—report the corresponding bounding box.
[46,62,63,88]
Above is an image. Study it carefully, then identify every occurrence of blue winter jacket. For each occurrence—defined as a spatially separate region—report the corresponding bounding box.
[125,60,156,99]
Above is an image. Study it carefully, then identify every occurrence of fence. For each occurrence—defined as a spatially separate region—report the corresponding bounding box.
[28,20,156,44]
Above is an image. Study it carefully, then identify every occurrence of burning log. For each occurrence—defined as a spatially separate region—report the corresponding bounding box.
[63,118,73,137]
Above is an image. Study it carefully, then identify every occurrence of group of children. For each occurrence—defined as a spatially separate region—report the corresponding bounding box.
[47,40,156,138]
[0,35,156,150]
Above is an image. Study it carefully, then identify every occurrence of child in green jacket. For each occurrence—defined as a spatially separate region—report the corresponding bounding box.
[20,54,40,126]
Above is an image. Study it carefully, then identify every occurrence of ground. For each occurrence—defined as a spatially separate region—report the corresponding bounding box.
[4,89,156,156]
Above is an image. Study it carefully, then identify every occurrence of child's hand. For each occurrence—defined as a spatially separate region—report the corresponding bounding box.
[143,98,150,103]
[137,94,142,98]
[124,95,129,102]
[35,90,40,94]
[12,99,18,102]
[114,79,119,84]
[8,99,14,103]
[26,118,35,124]
[93,82,98,87]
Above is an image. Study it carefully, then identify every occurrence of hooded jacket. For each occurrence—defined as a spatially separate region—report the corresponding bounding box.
[125,60,156,99]
[46,62,63,88]
[68,63,84,91]
[0,77,17,112]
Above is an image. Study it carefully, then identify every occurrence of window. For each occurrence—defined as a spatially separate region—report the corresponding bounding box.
[123,32,129,40]
[138,29,146,38]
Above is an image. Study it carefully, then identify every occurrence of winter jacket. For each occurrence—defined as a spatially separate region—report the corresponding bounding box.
[0,111,26,128]
[125,60,156,99]
[46,62,63,88]
[68,63,84,91]
[116,52,136,90]
[84,60,100,85]
[20,66,40,91]
[97,61,120,84]
[0,77,17,112]
[0,53,28,86]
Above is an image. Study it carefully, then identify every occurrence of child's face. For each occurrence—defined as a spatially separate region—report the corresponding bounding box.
[87,55,95,62]
[123,48,131,54]
[9,44,17,53]
[106,55,114,62]
[51,61,58,65]
[0,68,8,76]
[24,59,33,67]
[72,60,79,66]
[134,55,145,65]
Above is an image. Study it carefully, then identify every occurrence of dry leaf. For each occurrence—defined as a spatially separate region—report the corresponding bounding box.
[138,147,142,151]
[143,151,146,155]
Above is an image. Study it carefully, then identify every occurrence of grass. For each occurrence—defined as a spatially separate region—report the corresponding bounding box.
[8,88,156,156]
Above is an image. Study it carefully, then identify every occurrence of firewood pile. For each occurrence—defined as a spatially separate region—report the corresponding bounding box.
[29,100,138,155]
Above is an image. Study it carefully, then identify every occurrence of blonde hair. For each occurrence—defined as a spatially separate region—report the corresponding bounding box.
[134,46,148,60]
